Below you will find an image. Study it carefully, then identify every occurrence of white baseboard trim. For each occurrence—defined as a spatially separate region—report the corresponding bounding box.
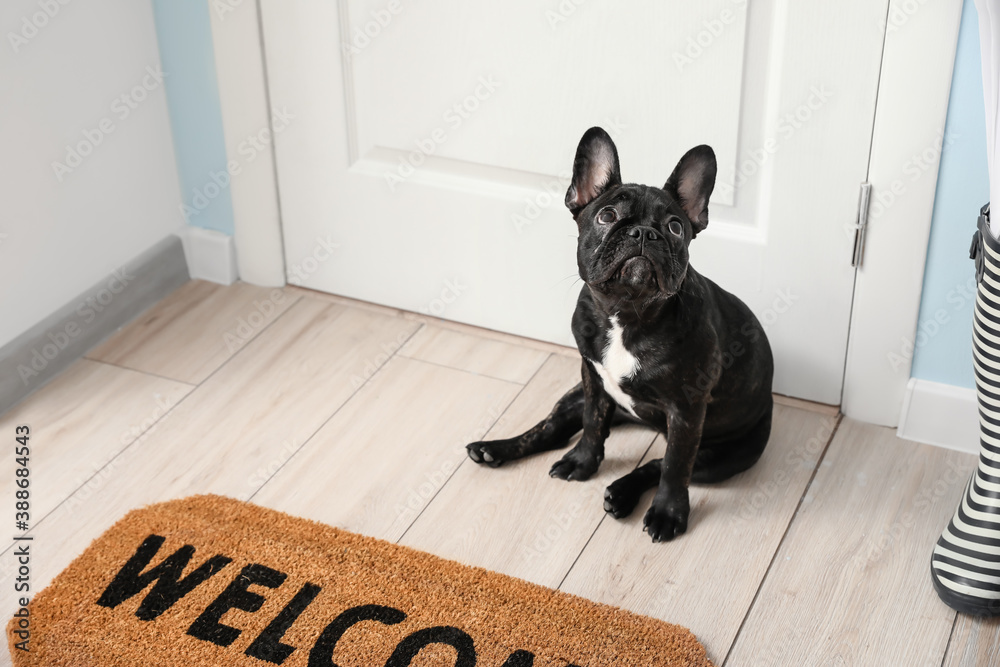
[897,378,979,455]
[177,226,238,285]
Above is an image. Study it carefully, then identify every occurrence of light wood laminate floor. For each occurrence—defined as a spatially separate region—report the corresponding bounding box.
[1,281,996,665]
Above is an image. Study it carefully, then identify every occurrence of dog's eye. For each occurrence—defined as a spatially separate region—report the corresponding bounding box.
[668,218,684,236]
[597,208,617,224]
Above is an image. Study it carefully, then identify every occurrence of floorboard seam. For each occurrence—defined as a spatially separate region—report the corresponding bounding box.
[556,433,660,592]
[245,322,427,503]
[290,286,578,358]
[0,295,308,558]
[394,353,535,386]
[86,293,304,387]
[720,413,845,666]
[394,354,553,545]
[83,358,199,386]
[939,613,958,667]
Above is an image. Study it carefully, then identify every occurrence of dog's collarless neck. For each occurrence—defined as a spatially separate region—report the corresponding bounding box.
[588,282,690,329]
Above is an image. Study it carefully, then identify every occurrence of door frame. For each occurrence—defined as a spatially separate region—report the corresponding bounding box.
[229,0,965,428]
[204,0,285,287]
[841,0,964,426]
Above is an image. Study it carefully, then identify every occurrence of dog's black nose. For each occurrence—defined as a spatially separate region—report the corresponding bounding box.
[628,226,660,241]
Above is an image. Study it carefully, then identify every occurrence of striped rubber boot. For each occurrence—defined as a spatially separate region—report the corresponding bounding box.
[931,203,1000,616]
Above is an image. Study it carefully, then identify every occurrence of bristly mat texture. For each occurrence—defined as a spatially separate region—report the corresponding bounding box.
[7,494,713,666]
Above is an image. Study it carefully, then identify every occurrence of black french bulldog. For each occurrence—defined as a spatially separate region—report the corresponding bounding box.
[467,127,774,542]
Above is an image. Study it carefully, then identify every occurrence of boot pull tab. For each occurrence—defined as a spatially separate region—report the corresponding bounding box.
[973,202,990,284]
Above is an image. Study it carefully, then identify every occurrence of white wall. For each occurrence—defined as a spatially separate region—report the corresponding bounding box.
[0,0,183,349]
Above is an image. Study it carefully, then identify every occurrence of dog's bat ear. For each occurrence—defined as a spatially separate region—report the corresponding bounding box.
[565,127,622,218]
[664,145,716,237]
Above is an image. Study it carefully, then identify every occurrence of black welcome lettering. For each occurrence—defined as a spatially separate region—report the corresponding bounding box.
[187,563,287,646]
[96,534,231,621]
[100,536,573,667]
[246,582,322,664]
[501,650,535,666]
[383,626,476,667]
[309,604,406,666]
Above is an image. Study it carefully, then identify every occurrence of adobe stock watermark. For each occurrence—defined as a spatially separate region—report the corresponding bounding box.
[866,129,957,223]
[222,289,288,353]
[729,415,838,527]
[343,0,405,60]
[419,278,467,318]
[716,85,833,198]
[181,107,294,221]
[757,288,798,330]
[383,77,501,191]
[286,235,341,285]
[512,116,627,234]
[393,457,461,525]
[681,288,797,404]
[520,492,587,563]
[511,169,571,235]
[850,456,974,570]
[879,0,934,33]
[241,437,300,500]
[545,0,590,31]
[887,275,977,372]
[673,0,747,72]
[212,0,249,20]
[7,0,73,54]
[17,267,134,385]
[348,330,414,390]
[51,65,165,182]
[61,392,176,518]
[394,401,507,525]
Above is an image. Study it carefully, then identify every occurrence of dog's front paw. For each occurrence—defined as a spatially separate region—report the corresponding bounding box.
[548,447,603,481]
[604,479,643,519]
[643,493,690,542]
[466,441,506,468]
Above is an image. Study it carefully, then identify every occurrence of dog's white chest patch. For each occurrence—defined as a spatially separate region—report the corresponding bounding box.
[589,315,640,417]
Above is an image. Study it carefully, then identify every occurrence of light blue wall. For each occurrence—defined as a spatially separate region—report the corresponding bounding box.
[151,0,234,235]
[910,0,989,389]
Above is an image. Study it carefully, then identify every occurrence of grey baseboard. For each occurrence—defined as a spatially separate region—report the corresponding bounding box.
[0,235,190,416]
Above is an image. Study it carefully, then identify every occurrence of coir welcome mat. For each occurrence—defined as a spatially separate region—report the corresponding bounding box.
[6,495,713,666]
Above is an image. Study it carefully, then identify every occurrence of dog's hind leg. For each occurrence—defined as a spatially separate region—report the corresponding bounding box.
[691,405,772,484]
[604,404,773,518]
[466,383,584,467]
[603,459,662,519]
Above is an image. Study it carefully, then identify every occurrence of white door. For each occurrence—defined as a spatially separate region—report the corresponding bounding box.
[259,0,889,405]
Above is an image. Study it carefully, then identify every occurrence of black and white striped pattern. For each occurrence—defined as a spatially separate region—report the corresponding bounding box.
[931,207,1000,616]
